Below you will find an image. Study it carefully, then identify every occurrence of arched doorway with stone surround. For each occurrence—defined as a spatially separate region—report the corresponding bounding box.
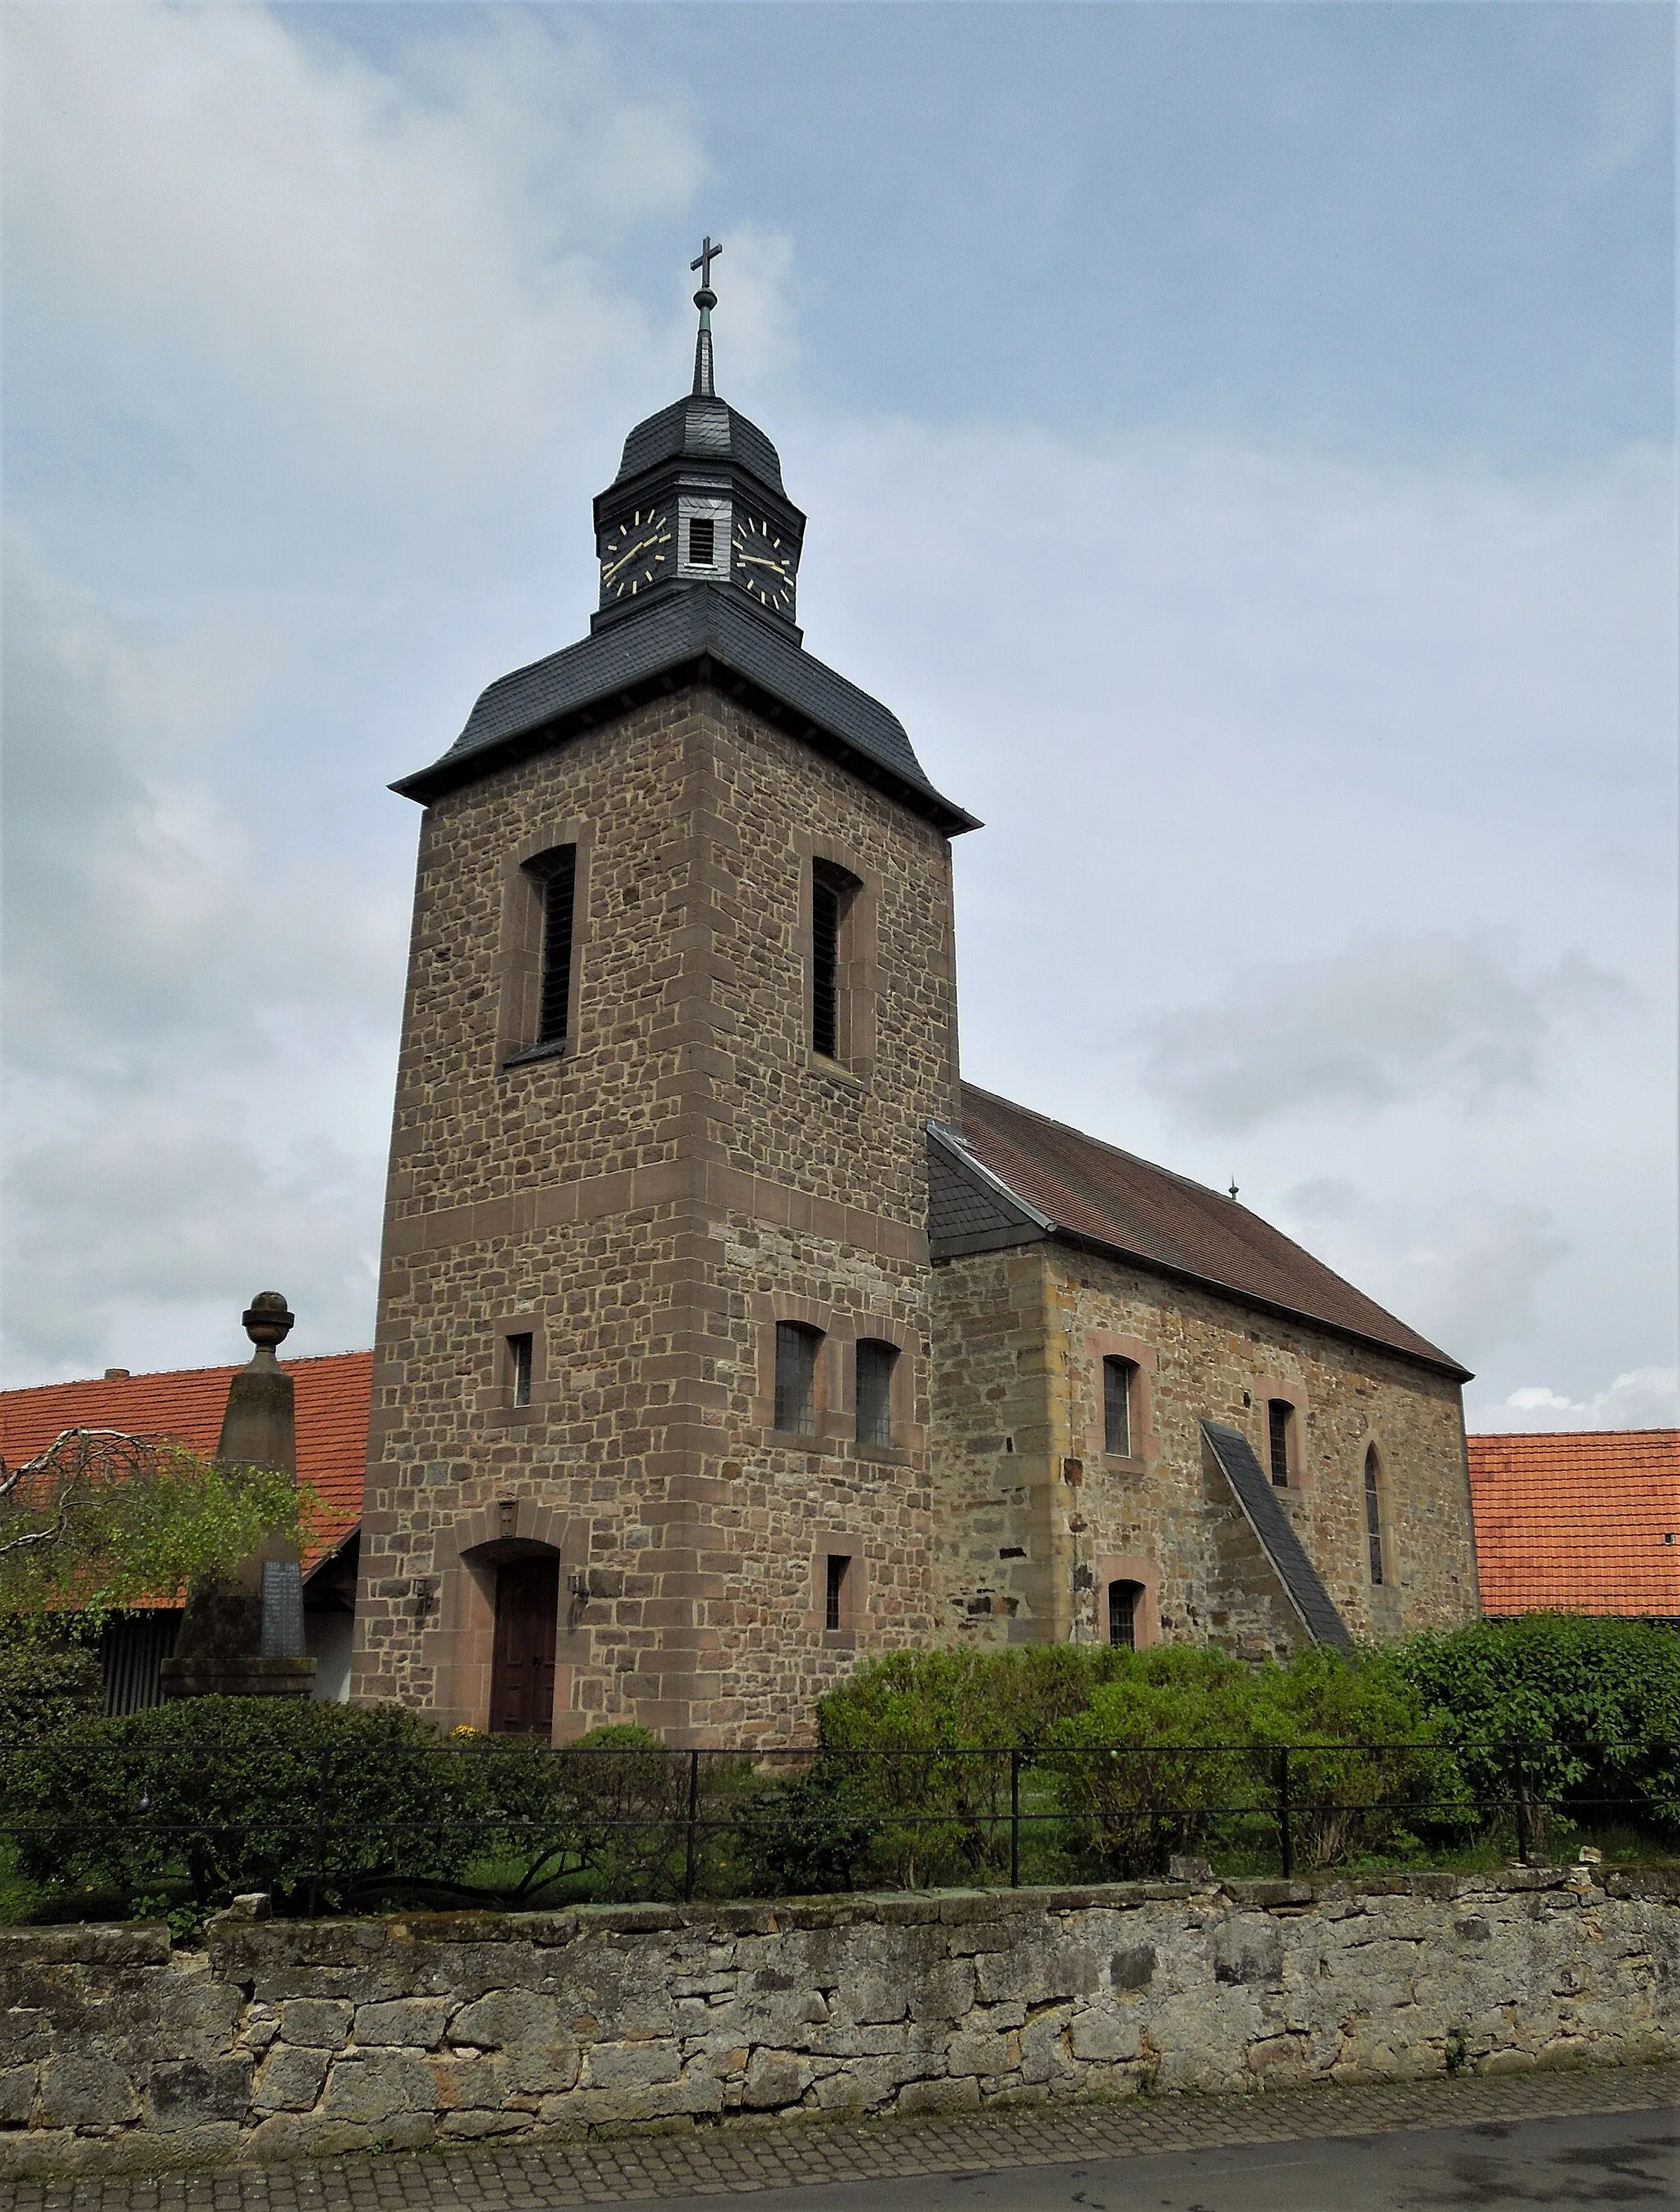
[433,1498,587,1738]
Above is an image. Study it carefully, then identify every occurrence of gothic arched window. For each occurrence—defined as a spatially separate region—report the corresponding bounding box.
[1364,1446,1385,1585]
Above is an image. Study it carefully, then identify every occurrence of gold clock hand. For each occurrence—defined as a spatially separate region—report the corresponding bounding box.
[602,528,669,583]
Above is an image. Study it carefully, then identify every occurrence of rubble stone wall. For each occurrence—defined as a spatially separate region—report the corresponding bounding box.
[2,1869,1674,2173]
[929,1243,1480,1655]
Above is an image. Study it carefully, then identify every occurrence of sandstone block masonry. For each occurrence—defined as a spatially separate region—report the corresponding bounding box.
[353,685,962,1741]
[929,1243,1479,1655]
[1,1868,1673,2173]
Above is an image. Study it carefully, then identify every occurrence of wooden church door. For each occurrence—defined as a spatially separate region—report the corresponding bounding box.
[489,1557,559,1734]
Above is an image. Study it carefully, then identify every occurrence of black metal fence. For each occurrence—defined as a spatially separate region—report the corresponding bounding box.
[2,1735,1673,1919]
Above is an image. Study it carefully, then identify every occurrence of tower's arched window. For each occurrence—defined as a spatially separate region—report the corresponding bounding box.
[535,846,578,1047]
[774,1321,822,1437]
[1107,1579,1144,1650]
[810,860,861,1060]
[1364,1446,1385,1585]
[855,1339,898,1448]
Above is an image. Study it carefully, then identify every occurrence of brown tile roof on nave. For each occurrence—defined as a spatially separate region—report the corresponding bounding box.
[1467,1430,1680,1619]
[0,1352,372,1587]
[955,1083,1470,1380]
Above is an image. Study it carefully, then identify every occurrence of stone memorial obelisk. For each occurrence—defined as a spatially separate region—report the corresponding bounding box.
[159,1293,317,1699]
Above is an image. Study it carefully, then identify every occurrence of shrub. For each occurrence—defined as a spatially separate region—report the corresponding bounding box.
[2,1697,488,1911]
[0,1642,103,1747]
[817,1646,1130,1755]
[1044,1647,1267,1876]
[736,1760,880,1897]
[1376,1615,1680,1844]
[815,1646,1147,1882]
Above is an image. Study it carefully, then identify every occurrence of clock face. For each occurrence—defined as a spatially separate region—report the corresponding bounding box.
[731,513,797,616]
[599,506,673,601]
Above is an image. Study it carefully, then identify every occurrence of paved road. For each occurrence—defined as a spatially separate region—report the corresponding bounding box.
[2,2068,1674,2212]
[637,2110,1680,2210]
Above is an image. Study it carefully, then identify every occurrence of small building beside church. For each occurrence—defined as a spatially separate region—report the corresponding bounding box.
[341,249,1481,1746]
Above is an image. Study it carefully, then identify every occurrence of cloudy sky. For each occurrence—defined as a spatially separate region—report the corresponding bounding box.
[2,2,1673,1434]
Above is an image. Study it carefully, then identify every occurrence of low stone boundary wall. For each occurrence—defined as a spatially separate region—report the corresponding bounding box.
[0,1867,1675,2172]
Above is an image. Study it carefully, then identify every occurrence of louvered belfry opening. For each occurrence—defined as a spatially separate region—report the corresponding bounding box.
[536,846,578,1047]
[810,859,861,1060]
[687,515,715,567]
[811,870,841,1057]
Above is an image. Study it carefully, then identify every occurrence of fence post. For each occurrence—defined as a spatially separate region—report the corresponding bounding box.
[1277,1745,1294,1879]
[682,1749,701,1904]
[1512,1748,1532,1866]
[1009,1751,1021,1889]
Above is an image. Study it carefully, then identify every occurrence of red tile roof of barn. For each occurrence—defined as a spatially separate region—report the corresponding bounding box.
[0,1352,372,1587]
[1466,1430,1680,1618]
[956,1084,1468,1380]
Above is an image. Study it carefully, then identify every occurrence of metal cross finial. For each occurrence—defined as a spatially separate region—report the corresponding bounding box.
[689,235,723,396]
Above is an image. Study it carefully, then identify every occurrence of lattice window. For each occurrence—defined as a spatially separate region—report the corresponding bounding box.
[774,1321,821,1436]
[855,1339,898,1448]
[1107,1579,1142,1649]
[1103,1357,1135,1457]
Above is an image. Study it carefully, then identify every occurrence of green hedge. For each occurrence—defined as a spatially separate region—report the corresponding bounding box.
[2,1699,492,1913]
[1374,1614,1680,1839]
[0,1643,103,1748]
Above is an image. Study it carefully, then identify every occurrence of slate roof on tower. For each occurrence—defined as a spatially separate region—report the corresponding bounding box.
[609,394,787,497]
[395,239,976,836]
[395,586,977,830]
[929,1084,1471,1381]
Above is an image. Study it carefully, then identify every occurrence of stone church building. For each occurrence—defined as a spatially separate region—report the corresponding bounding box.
[346,259,1481,1745]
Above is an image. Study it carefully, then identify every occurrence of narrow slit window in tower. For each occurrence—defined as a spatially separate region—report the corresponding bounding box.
[508,1333,533,1408]
[825,1554,851,1632]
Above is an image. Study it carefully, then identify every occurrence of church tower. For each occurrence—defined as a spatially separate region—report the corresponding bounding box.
[350,243,977,1743]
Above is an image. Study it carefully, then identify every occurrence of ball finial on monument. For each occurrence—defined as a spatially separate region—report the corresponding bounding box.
[242,1292,294,1351]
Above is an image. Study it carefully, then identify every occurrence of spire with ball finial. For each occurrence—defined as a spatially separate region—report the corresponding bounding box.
[691,234,722,397]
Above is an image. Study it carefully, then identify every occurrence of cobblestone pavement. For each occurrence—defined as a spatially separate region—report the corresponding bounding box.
[2,2065,1673,2212]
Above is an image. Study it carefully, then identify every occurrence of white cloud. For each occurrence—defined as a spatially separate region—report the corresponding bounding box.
[2,1110,383,1380]
[1278,1181,1572,1368]
[1133,929,1626,1131]
[1,528,400,1084]
[2,7,706,477]
[1476,1366,1680,1434]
